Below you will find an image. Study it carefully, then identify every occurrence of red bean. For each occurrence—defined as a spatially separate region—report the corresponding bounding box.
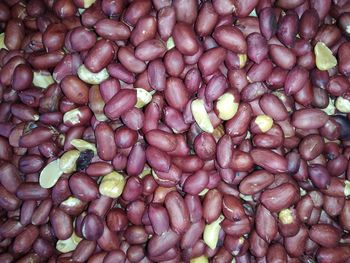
[33,238,54,258]
[267,243,288,263]
[183,170,209,195]
[225,103,252,136]
[0,219,25,239]
[172,155,204,173]
[0,3,10,22]
[0,185,21,211]
[53,0,77,19]
[246,33,268,64]
[0,56,26,86]
[163,106,190,133]
[185,194,203,223]
[42,23,66,52]
[255,204,278,243]
[338,42,350,76]
[146,146,171,172]
[317,246,350,263]
[60,76,89,105]
[12,64,33,91]
[249,230,268,258]
[28,50,65,70]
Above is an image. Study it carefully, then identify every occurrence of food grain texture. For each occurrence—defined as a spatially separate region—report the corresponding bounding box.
[0,0,350,262]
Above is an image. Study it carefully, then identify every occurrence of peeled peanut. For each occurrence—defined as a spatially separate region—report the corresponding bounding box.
[33,71,54,89]
[77,65,109,84]
[70,139,97,154]
[191,99,214,133]
[99,171,126,198]
[314,42,337,71]
[203,214,224,249]
[215,93,239,121]
[39,159,63,189]
[135,88,153,108]
[59,150,80,173]
[56,232,82,253]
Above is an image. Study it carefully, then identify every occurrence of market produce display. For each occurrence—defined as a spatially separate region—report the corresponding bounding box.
[0,0,350,262]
